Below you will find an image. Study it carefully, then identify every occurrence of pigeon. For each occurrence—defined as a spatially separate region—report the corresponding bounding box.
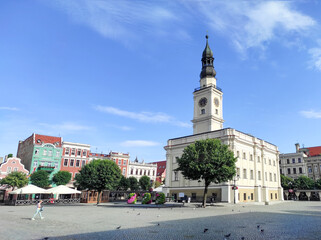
[157,223,160,226]
[137,213,140,215]
[241,237,245,240]
[203,228,208,233]
[261,229,264,233]
[257,225,260,229]
[224,233,231,238]
[232,209,234,212]
[116,226,121,229]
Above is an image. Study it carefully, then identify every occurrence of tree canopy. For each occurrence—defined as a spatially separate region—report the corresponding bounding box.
[139,176,151,190]
[0,171,29,189]
[128,176,139,191]
[75,159,122,204]
[52,171,72,186]
[175,138,237,207]
[117,176,130,190]
[30,170,50,188]
[280,174,294,190]
[294,176,315,190]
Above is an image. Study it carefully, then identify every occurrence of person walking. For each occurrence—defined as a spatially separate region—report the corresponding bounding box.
[31,200,44,220]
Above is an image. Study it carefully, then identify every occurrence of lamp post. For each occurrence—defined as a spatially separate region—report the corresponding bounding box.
[233,175,240,204]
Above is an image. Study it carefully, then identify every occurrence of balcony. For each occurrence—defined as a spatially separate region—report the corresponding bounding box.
[38,166,55,172]
[194,84,222,92]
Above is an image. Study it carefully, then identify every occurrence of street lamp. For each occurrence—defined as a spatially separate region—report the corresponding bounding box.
[233,175,240,204]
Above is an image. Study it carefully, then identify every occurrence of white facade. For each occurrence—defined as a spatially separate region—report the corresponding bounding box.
[279,152,306,179]
[164,36,282,203]
[127,159,157,183]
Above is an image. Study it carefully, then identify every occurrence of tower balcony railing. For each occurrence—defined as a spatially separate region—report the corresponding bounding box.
[194,84,222,92]
[38,165,55,172]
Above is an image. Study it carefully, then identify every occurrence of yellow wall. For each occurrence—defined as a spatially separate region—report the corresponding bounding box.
[268,190,279,201]
[238,189,255,202]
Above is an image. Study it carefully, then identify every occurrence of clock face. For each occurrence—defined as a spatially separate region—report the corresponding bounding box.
[214,98,219,107]
[198,97,207,107]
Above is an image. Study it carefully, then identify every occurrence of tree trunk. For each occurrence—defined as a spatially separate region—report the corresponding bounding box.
[97,191,101,205]
[202,181,210,208]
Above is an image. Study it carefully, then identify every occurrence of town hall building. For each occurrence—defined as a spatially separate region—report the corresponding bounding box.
[164,36,283,203]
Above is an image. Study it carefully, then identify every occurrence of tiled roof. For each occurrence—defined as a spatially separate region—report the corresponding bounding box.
[151,160,166,175]
[34,134,62,147]
[306,146,321,157]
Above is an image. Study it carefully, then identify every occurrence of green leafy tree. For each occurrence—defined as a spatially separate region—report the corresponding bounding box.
[7,154,13,158]
[280,174,294,190]
[118,176,130,190]
[75,159,122,204]
[175,139,237,208]
[128,176,139,191]
[294,176,315,190]
[139,176,151,190]
[52,171,72,186]
[0,171,29,189]
[30,170,50,188]
[315,178,321,189]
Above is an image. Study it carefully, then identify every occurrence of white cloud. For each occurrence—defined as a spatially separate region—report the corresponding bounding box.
[94,105,191,127]
[300,110,321,119]
[308,40,321,71]
[39,122,92,131]
[193,1,315,55]
[0,107,19,111]
[120,140,159,147]
[49,0,181,43]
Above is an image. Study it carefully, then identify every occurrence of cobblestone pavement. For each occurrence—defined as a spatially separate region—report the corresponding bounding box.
[0,201,320,240]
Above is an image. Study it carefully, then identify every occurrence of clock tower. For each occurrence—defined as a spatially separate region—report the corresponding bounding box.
[192,35,224,134]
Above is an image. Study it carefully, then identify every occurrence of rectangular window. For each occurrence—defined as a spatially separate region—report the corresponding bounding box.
[250,154,253,161]
[251,193,254,200]
[64,159,68,166]
[48,150,52,156]
[136,169,138,175]
[82,160,86,167]
[258,171,261,180]
[71,148,75,156]
[148,170,150,176]
[273,160,276,166]
[35,149,39,155]
[269,173,272,181]
[298,158,301,163]
[7,167,12,173]
[275,193,277,199]
[299,167,302,174]
[243,169,247,179]
[13,167,18,172]
[280,169,282,174]
[257,156,260,162]
[243,152,246,159]
[77,149,81,156]
[292,158,295,163]
[269,159,271,165]
[76,160,80,167]
[237,168,240,178]
[293,168,296,174]
[308,167,312,173]
[287,159,290,164]
[83,150,87,157]
[174,171,178,181]
[237,151,240,158]
[118,160,122,165]
[43,149,47,156]
[191,193,196,200]
[271,193,273,200]
[264,158,267,164]
[274,173,276,182]
[70,159,74,167]
[201,109,205,114]
[288,168,291,174]
[123,160,127,165]
[243,193,246,200]
[122,168,126,175]
[250,170,254,180]
[56,151,60,157]
[33,161,38,167]
[130,168,134,175]
[265,172,267,181]
[65,148,70,155]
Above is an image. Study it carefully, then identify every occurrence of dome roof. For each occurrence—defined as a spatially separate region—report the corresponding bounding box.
[202,35,213,58]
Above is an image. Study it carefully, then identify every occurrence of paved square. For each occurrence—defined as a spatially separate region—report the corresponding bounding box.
[1,201,320,239]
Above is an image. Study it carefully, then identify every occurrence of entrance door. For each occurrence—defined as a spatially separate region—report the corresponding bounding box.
[0,190,5,203]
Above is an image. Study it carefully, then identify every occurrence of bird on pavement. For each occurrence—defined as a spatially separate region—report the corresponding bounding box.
[224,233,231,238]
[261,229,264,233]
[203,228,208,233]
[257,225,260,229]
[116,226,121,229]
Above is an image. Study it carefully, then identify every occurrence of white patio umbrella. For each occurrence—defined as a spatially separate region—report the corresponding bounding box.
[45,185,81,194]
[9,184,47,194]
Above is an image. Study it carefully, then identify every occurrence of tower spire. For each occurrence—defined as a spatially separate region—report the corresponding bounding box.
[200,35,216,79]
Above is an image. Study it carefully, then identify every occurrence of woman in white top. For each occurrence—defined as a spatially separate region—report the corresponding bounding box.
[31,200,44,220]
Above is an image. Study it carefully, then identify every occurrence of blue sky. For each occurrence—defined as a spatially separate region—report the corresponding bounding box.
[1,0,321,162]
